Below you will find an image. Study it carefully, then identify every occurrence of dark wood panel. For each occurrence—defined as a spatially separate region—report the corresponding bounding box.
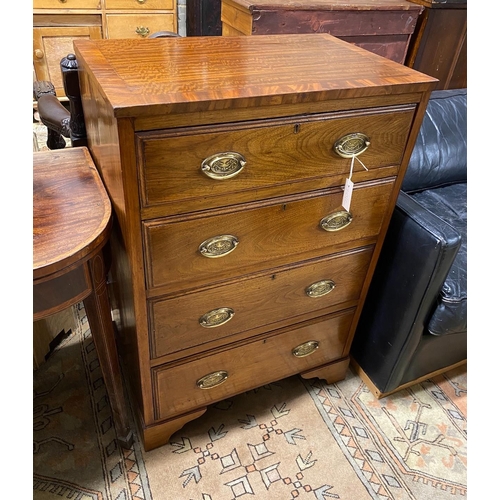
[186,0,222,36]
[405,3,467,89]
[221,0,423,63]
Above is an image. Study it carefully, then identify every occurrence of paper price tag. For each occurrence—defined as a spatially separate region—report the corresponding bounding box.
[342,178,354,212]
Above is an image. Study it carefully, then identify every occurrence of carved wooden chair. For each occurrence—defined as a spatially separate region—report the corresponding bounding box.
[33,31,181,150]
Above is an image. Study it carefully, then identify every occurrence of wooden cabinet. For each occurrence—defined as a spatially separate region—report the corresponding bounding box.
[221,0,424,64]
[73,34,437,451]
[405,0,466,90]
[33,0,177,98]
[186,0,222,36]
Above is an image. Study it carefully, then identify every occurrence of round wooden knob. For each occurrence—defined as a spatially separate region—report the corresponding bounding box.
[34,49,44,59]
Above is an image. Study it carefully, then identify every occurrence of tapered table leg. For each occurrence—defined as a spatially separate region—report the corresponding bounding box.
[83,250,133,449]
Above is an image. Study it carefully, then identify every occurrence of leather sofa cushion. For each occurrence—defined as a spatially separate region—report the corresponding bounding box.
[410,182,467,336]
[403,89,467,193]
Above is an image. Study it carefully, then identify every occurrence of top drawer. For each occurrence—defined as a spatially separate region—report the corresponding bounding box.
[106,0,174,9]
[34,0,100,8]
[137,106,414,216]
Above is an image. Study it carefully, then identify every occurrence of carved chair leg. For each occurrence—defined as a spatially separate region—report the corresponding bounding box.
[46,128,68,150]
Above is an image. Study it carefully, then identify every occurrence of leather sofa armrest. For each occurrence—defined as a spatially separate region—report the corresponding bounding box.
[351,191,462,394]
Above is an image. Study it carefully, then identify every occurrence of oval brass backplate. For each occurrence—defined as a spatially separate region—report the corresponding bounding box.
[196,371,229,389]
[199,307,235,328]
[199,235,239,258]
[292,340,320,358]
[334,133,370,158]
[201,152,246,180]
[320,210,353,232]
[306,280,336,298]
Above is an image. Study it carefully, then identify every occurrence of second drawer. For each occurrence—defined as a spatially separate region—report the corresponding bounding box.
[144,178,393,293]
[150,247,372,358]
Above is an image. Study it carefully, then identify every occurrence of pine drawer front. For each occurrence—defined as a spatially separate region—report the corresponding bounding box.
[34,0,99,8]
[153,309,354,420]
[106,0,174,9]
[106,14,175,39]
[144,179,394,293]
[150,247,372,358]
[137,107,414,212]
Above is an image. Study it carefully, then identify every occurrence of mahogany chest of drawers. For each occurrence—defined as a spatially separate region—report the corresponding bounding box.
[73,34,436,451]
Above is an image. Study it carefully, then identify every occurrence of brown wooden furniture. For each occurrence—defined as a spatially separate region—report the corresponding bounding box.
[186,0,222,36]
[221,0,423,64]
[33,0,178,98]
[73,34,437,451]
[405,0,466,90]
[33,146,133,448]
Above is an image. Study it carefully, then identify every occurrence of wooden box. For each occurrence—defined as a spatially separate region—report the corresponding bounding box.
[221,0,424,64]
[405,0,466,89]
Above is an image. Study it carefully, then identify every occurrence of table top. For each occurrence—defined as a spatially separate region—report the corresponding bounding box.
[406,0,466,8]
[73,33,437,119]
[226,0,423,11]
[33,147,112,280]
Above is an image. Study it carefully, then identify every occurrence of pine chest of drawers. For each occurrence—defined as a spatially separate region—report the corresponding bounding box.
[74,34,437,451]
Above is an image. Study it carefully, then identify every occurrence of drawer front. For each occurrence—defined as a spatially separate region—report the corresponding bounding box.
[144,179,394,292]
[150,247,372,358]
[106,0,174,9]
[138,107,413,210]
[153,310,354,420]
[34,0,100,8]
[106,14,175,39]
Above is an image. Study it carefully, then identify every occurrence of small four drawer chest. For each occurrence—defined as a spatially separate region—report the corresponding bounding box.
[74,34,437,451]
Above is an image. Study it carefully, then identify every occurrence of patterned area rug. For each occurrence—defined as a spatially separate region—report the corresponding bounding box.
[33,305,467,500]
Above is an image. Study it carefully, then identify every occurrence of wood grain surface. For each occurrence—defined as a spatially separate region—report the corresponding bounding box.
[33,147,112,279]
[73,34,437,117]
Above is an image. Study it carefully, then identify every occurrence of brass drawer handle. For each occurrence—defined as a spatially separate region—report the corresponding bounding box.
[306,279,336,298]
[292,340,320,358]
[136,26,150,37]
[197,370,229,389]
[201,152,246,180]
[334,133,371,158]
[320,210,353,232]
[199,307,235,328]
[199,235,239,258]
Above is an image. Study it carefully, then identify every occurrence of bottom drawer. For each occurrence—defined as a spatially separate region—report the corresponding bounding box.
[153,309,354,420]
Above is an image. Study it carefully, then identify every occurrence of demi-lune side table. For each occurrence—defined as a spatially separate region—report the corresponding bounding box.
[33,146,132,448]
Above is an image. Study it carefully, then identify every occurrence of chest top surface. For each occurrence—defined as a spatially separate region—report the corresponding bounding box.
[73,34,437,118]
[226,0,423,10]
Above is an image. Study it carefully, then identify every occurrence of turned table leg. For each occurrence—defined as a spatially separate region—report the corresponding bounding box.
[83,250,133,449]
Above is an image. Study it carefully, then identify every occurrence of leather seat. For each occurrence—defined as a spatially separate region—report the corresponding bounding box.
[350,88,467,398]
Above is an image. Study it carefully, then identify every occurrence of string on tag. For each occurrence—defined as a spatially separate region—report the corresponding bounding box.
[342,155,369,213]
[348,155,369,180]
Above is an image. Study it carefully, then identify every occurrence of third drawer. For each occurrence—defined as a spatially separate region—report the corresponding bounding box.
[149,246,372,358]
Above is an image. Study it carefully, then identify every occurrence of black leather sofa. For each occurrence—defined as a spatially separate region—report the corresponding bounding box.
[350,88,467,398]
